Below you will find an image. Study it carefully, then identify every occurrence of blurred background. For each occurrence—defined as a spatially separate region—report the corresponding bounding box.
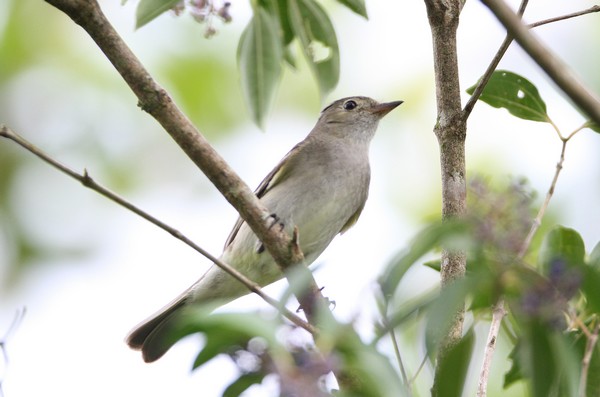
[0,0,599,396]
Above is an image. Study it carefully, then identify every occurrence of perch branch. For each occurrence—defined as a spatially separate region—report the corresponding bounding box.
[42,0,328,323]
[0,125,316,334]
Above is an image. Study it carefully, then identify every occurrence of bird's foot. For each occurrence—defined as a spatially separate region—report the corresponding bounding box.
[256,213,285,253]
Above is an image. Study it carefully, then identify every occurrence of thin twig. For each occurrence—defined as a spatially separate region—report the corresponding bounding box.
[0,125,317,335]
[528,5,600,29]
[518,123,585,258]
[481,0,600,125]
[477,122,585,396]
[409,354,429,386]
[43,0,328,324]
[463,0,529,118]
[579,322,600,397]
[384,316,412,396]
[476,300,506,397]
[466,3,600,119]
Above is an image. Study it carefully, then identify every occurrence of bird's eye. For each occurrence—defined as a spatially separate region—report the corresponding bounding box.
[343,100,357,110]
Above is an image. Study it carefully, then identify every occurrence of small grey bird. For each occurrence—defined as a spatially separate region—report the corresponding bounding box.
[126,96,402,362]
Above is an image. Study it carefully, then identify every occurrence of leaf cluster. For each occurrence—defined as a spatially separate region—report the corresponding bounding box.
[131,0,367,127]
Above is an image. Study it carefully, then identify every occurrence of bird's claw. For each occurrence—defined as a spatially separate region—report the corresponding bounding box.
[256,213,285,253]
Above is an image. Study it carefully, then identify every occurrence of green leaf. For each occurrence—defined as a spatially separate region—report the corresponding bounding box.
[467,70,550,123]
[581,266,600,314]
[238,7,283,127]
[288,0,340,96]
[336,0,368,18]
[518,321,579,397]
[589,241,600,269]
[585,341,600,397]
[423,259,441,272]
[258,0,295,45]
[378,221,470,297]
[584,120,600,133]
[378,288,438,341]
[425,277,474,358]
[434,329,475,397]
[193,331,243,369]
[223,372,266,397]
[504,342,524,389]
[135,0,180,29]
[538,225,585,274]
[163,309,280,369]
[323,323,407,397]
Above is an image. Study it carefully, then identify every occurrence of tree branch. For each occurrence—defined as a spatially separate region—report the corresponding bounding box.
[476,299,506,397]
[42,0,328,323]
[463,0,529,118]
[465,2,600,118]
[579,321,600,397]
[481,0,600,126]
[528,5,600,29]
[423,1,467,395]
[0,125,317,335]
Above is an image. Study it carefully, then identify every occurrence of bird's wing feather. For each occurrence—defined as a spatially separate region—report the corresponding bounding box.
[339,200,366,234]
[223,142,304,250]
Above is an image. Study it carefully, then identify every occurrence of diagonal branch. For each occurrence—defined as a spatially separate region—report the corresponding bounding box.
[463,0,529,118]
[481,0,600,125]
[528,5,600,29]
[0,125,317,334]
[42,0,328,322]
[465,3,600,118]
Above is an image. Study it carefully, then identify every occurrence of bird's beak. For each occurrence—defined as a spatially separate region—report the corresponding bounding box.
[369,100,403,117]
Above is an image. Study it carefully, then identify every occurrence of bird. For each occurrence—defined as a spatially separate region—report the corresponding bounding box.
[126,96,402,362]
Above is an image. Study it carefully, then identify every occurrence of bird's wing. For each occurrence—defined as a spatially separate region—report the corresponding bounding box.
[339,200,366,234]
[223,142,303,250]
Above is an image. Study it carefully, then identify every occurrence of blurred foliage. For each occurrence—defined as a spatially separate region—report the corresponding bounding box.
[158,54,244,135]
[133,0,367,125]
[0,0,249,286]
[159,70,600,396]
[1,1,600,396]
[167,179,600,396]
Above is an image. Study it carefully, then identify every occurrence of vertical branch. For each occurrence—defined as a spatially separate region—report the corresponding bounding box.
[423,1,467,394]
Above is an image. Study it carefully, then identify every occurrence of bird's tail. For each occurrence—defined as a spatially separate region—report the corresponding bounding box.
[126,266,245,362]
[126,293,189,363]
